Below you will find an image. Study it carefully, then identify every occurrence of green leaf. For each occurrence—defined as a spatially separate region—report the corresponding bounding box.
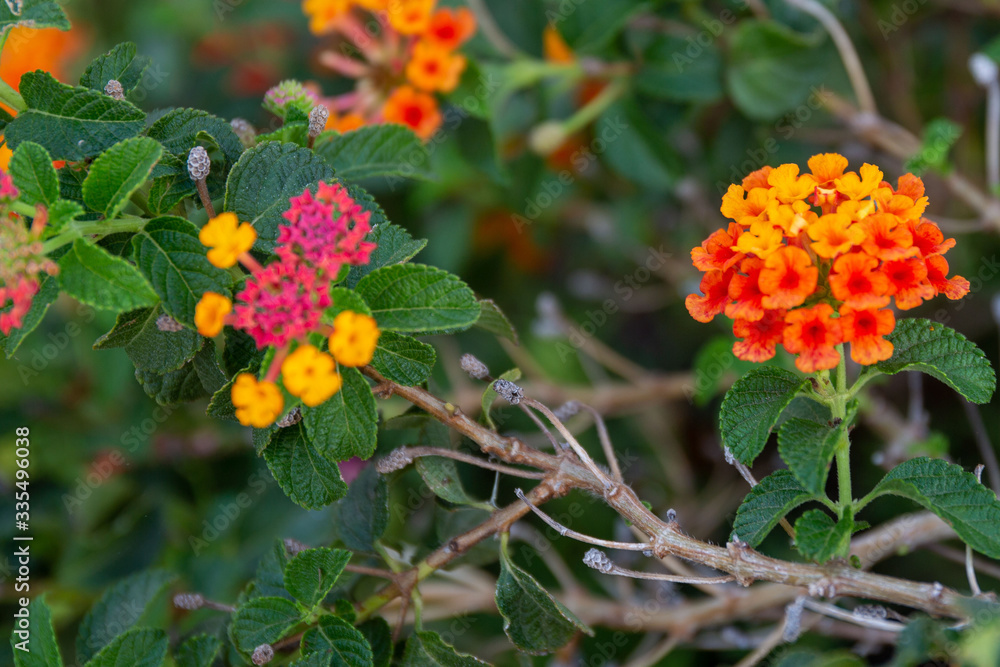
[794,509,852,563]
[346,222,426,288]
[355,264,479,334]
[174,635,221,667]
[80,42,151,95]
[725,20,830,121]
[263,422,349,509]
[495,548,592,654]
[131,216,233,327]
[1,274,58,358]
[283,547,352,608]
[302,366,377,461]
[871,318,996,405]
[634,34,724,103]
[82,137,163,218]
[370,332,436,386]
[777,418,843,496]
[58,238,157,311]
[224,141,334,251]
[475,299,518,344]
[11,595,63,667]
[314,124,429,181]
[357,619,392,667]
[731,470,814,547]
[904,118,963,175]
[416,457,482,506]
[401,631,489,667]
[0,0,68,32]
[84,628,167,667]
[145,108,244,166]
[326,287,372,319]
[720,366,810,466]
[76,569,174,664]
[555,0,649,53]
[147,176,196,215]
[8,141,59,206]
[336,466,389,552]
[231,596,306,653]
[299,616,372,667]
[482,368,521,430]
[597,96,681,190]
[247,540,295,601]
[7,72,144,161]
[94,305,203,373]
[134,342,222,405]
[868,457,1000,558]
[46,199,85,233]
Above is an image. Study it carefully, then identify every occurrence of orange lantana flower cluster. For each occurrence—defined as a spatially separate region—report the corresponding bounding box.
[302,0,476,140]
[686,154,970,373]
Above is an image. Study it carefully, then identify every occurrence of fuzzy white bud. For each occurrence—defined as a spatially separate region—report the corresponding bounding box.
[173,592,205,610]
[251,644,274,665]
[970,53,999,87]
[187,146,211,181]
[276,407,302,428]
[552,401,581,421]
[104,79,125,100]
[460,353,490,380]
[583,548,614,574]
[231,118,257,148]
[492,378,523,405]
[156,313,184,332]
[308,104,330,137]
[376,448,413,473]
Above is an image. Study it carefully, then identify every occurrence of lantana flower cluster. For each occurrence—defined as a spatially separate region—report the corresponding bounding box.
[686,153,970,373]
[195,181,380,427]
[301,0,477,140]
[0,171,58,336]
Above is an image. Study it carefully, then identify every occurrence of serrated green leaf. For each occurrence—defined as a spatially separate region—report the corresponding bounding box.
[247,540,294,601]
[80,42,151,95]
[84,628,167,667]
[301,366,377,461]
[58,238,157,311]
[299,615,372,667]
[415,457,482,505]
[482,368,520,430]
[145,108,243,166]
[82,137,162,218]
[475,299,518,344]
[495,548,592,655]
[9,141,58,206]
[355,264,479,334]
[131,216,233,327]
[346,222,426,288]
[794,509,852,563]
[326,287,372,319]
[777,418,843,496]
[224,141,334,251]
[314,123,429,181]
[11,594,63,667]
[720,366,810,466]
[868,457,1000,558]
[731,470,814,547]
[871,318,995,405]
[7,72,144,161]
[284,547,352,608]
[45,199,84,234]
[370,332,436,386]
[75,569,174,664]
[263,422,349,509]
[94,305,202,373]
[357,619,392,667]
[401,631,489,667]
[1,273,58,358]
[336,466,389,552]
[174,635,221,667]
[135,342,221,405]
[231,596,306,653]
[147,176,196,215]
[223,326,261,376]
[0,0,68,32]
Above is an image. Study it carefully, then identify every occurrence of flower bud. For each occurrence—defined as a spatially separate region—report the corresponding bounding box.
[460,353,490,380]
[492,378,523,405]
[187,146,211,182]
[104,79,125,100]
[308,104,330,138]
[173,592,205,610]
[251,644,274,665]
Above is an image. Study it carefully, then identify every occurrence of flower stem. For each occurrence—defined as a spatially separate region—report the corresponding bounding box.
[831,345,853,528]
[41,215,147,254]
[0,78,25,113]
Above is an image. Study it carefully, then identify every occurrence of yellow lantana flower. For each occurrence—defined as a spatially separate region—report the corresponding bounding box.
[281,344,343,407]
[329,311,380,367]
[199,212,257,268]
[194,292,232,337]
[232,374,284,428]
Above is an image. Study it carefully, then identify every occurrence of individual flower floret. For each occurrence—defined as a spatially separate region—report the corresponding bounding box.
[807,213,865,258]
[782,304,843,373]
[382,85,442,140]
[733,309,786,362]
[839,305,895,365]
[199,212,257,268]
[424,7,476,50]
[828,253,890,310]
[387,0,435,34]
[406,41,466,93]
[684,270,733,323]
[329,310,380,366]
[281,344,343,406]
[195,292,233,337]
[758,246,818,310]
[232,373,284,428]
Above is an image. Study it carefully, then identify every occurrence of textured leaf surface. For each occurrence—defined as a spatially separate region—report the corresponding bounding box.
[174,635,221,667]
[80,42,151,95]
[302,367,377,461]
[416,457,481,505]
[231,596,305,652]
[720,366,809,465]
[145,108,243,165]
[299,616,372,667]
[11,595,62,667]
[6,72,144,161]
[400,631,489,666]
[0,0,68,32]
[283,547,351,608]
[336,466,389,552]
[224,142,334,250]
[263,423,348,509]
[357,619,392,667]
[356,264,479,334]
[870,457,1000,558]
[134,343,221,406]
[94,306,202,373]
[495,549,592,654]
[84,628,167,667]
[82,137,162,218]
[777,418,843,496]
[873,318,995,404]
[8,141,59,206]
[131,216,232,326]
[315,124,429,180]
[794,509,852,563]
[731,470,813,547]
[58,239,158,311]
[370,332,436,386]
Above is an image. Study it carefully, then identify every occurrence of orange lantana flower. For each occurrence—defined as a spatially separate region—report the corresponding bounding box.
[685,270,735,323]
[828,253,890,310]
[733,309,786,362]
[726,258,766,322]
[425,7,476,50]
[807,213,865,259]
[383,85,442,140]
[859,214,916,261]
[406,41,466,93]
[691,223,744,273]
[783,304,842,373]
[881,257,934,310]
[767,164,816,203]
[839,306,895,365]
[758,246,818,309]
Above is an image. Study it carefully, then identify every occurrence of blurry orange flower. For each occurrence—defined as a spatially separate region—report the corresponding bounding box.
[387,0,435,34]
[383,85,441,139]
[425,7,476,50]
[543,25,574,63]
[406,41,466,92]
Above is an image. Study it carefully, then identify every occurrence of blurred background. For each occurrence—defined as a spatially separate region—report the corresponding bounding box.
[3,0,1000,664]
